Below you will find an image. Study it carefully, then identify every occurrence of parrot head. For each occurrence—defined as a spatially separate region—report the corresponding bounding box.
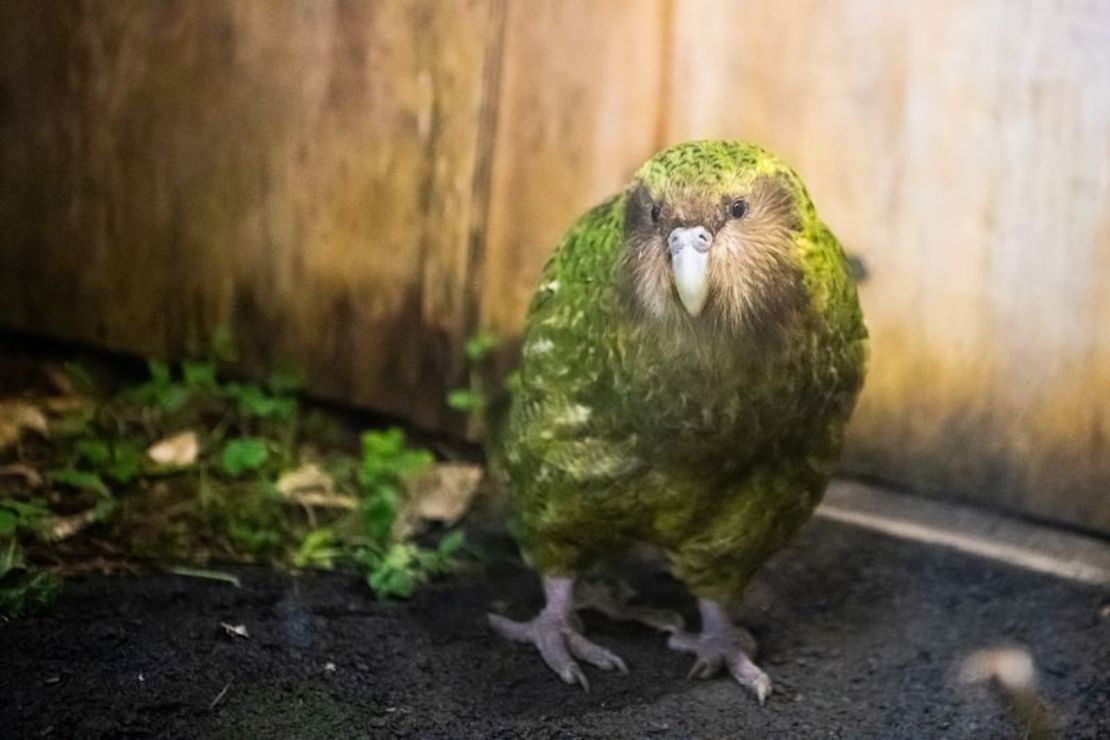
[622,140,811,336]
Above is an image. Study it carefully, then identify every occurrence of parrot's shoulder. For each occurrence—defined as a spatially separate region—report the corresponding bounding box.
[523,194,625,322]
[511,194,626,392]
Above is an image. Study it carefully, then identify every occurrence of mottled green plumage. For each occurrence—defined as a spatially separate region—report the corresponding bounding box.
[494,141,866,604]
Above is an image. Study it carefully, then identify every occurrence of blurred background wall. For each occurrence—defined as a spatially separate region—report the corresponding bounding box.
[1,0,1108,532]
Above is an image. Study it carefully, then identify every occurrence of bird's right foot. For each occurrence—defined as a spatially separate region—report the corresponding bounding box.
[487,575,627,691]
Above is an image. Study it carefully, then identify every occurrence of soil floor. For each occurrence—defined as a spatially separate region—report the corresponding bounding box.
[3,517,1108,739]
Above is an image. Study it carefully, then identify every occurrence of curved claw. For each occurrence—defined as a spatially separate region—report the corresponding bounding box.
[561,661,590,692]
[731,656,772,705]
[567,631,629,674]
[488,610,626,692]
[667,606,772,703]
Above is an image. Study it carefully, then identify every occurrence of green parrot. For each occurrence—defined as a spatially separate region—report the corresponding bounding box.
[487,140,867,703]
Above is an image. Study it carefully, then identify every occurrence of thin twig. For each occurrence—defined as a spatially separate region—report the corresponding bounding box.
[208,681,232,710]
[165,566,241,588]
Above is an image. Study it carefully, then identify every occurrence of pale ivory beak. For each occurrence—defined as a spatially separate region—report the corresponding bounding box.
[668,226,712,316]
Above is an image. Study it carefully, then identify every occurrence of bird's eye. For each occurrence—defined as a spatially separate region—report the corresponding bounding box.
[728,199,748,219]
[650,203,662,223]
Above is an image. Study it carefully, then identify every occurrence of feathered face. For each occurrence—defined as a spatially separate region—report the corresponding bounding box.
[621,142,808,337]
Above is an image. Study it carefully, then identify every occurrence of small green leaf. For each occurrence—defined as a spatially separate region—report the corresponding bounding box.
[464,332,498,362]
[446,388,481,412]
[148,359,172,386]
[228,519,281,554]
[0,559,61,617]
[437,529,465,557]
[104,438,145,484]
[369,566,417,598]
[63,362,97,394]
[182,360,219,390]
[225,383,297,421]
[49,468,110,497]
[93,497,119,523]
[156,385,190,412]
[0,510,16,537]
[50,406,94,438]
[293,529,342,569]
[0,499,51,537]
[221,438,271,478]
[357,428,432,489]
[367,544,420,598]
[74,438,111,467]
[358,484,400,543]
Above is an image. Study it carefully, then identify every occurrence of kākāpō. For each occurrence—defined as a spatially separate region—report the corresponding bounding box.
[487,140,867,703]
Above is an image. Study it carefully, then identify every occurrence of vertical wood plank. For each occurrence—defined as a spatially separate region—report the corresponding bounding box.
[477,0,667,356]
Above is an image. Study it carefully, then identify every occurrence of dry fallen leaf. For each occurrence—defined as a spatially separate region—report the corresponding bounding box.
[958,646,1055,739]
[40,395,92,415]
[220,622,250,639]
[50,508,100,541]
[0,463,44,488]
[959,646,1035,690]
[44,365,77,395]
[147,430,199,466]
[0,400,48,451]
[276,463,333,497]
[276,464,354,509]
[406,462,483,526]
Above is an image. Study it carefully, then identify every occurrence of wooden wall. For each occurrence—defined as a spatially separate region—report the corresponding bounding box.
[1,1,1108,532]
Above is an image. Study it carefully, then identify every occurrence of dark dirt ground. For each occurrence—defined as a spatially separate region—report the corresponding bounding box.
[3,517,1108,739]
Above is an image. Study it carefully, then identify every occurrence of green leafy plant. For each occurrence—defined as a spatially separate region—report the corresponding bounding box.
[0,501,59,617]
[73,437,145,484]
[0,539,60,618]
[446,388,481,412]
[123,360,191,412]
[0,499,51,539]
[0,330,468,612]
[224,383,297,422]
[48,468,110,497]
[293,528,343,569]
[349,428,463,598]
[448,331,500,420]
[464,332,499,362]
[181,360,219,391]
[221,438,271,478]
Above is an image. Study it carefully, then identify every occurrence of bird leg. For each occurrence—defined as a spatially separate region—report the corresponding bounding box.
[573,578,685,633]
[488,575,628,691]
[667,598,772,704]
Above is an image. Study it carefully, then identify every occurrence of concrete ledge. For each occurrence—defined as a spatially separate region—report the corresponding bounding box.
[819,480,1110,585]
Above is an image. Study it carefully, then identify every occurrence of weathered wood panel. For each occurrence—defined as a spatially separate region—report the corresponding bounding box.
[0,0,500,429]
[665,0,1110,531]
[477,0,666,364]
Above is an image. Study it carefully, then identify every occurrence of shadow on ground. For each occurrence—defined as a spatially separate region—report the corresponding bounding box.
[2,518,1108,739]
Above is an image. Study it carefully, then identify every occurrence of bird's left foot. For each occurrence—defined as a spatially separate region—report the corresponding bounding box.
[667,599,772,704]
